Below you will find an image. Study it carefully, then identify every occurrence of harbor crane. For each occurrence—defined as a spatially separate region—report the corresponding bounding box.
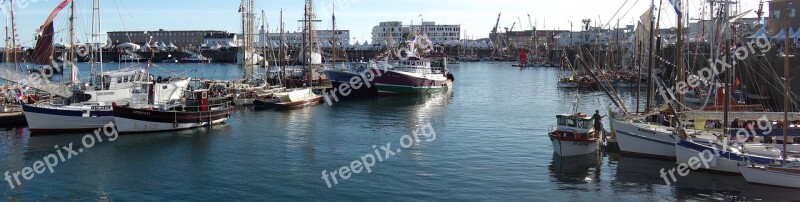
[527,13,534,30]
[491,13,501,34]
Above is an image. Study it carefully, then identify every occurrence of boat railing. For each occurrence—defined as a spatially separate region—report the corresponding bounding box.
[179,100,233,112]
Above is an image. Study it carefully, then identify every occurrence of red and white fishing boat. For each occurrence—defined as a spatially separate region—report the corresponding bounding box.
[112,83,233,133]
[548,112,602,156]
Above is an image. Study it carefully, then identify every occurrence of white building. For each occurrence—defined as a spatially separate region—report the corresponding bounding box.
[264,29,350,48]
[371,21,460,46]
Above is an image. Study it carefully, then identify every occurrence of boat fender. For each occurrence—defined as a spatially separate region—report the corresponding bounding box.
[173,121,178,128]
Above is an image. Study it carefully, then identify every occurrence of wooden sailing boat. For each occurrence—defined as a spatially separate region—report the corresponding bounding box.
[208,0,269,106]
[254,0,322,109]
[739,10,800,188]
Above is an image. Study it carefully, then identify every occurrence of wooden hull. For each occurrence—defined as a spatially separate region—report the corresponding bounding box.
[112,105,233,133]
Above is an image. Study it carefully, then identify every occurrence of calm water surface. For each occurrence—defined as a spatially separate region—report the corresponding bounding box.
[0,62,797,201]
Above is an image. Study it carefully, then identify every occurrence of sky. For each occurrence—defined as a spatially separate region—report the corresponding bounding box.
[2,0,760,46]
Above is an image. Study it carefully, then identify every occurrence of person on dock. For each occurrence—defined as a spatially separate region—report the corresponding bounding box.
[592,110,606,135]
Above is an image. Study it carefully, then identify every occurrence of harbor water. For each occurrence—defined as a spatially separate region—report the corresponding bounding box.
[0,62,796,200]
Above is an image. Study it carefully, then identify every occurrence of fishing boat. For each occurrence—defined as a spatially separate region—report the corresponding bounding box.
[22,0,189,133]
[22,71,189,133]
[323,62,378,99]
[549,113,601,156]
[112,87,233,133]
[371,55,453,95]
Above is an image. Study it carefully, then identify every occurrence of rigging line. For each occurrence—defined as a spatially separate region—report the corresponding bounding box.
[112,0,132,45]
[618,0,642,26]
[603,0,631,29]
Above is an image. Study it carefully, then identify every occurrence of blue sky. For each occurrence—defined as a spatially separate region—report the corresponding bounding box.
[3,0,759,46]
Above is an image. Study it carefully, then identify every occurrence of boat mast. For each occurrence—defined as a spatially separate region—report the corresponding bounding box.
[10,0,17,71]
[782,4,790,163]
[331,1,336,68]
[4,1,9,72]
[69,0,78,83]
[279,9,285,87]
[302,0,308,87]
[644,0,656,111]
[676,0,685,113]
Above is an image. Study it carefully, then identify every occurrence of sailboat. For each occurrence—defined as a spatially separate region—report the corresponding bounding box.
[21,0,189,133]
[209,0,269,106]
[739,19,800,188]
[254,0,322,109]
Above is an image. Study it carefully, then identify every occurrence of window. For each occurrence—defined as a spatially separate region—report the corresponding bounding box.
[774,10,781,19]
[792,8,797,18]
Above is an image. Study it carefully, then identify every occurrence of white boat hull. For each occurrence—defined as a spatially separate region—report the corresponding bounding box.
[23,106,114,132]
[674,140,740,173]
[740,166,800,188]
[551,137,599,156]
[113,116,228,133]
[612,119,677,158]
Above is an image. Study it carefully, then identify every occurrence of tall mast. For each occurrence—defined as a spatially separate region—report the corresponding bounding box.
[331,1,336,68]
[676,0,685,113]
[302,0,308,84]
[10,0,18,71]
[782,4,790,163]
[4,1,9,72]
[69,0,78,83]
[644,0,656,110]
[279,9,285,87]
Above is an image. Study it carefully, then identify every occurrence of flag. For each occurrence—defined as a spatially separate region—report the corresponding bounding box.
[668,0,681,15]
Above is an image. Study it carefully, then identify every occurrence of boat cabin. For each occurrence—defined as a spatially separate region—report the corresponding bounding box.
[92,69,151,91]
[184,89,210,112]
[551,113,597,141]
[389,57,434,75]
[555,113,593,133]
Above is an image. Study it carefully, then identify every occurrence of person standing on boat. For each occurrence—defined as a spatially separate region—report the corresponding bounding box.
[592,110,606,135]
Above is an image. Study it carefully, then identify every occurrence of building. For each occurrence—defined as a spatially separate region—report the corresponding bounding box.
[108,29,229,48]
[371,21,460,45]
[263,29,350,48]
[204,32,239,48]
[556,26,631,47]
[507,30,569,49]
[767,0,800,35]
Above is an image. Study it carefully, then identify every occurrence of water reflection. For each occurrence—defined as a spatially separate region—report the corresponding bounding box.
[549,152,601,186]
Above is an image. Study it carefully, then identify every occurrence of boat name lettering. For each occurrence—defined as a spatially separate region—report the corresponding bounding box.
[637,128,656,134]
[133,111,150,116]
[97,92,115,96]
[91,106,111,110]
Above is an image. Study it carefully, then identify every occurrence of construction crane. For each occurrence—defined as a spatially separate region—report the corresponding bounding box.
[510,22,516,32]
[491,12,502,34]
[755,0,764,19]
[518,16,524,31]
[527,13,534,30]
